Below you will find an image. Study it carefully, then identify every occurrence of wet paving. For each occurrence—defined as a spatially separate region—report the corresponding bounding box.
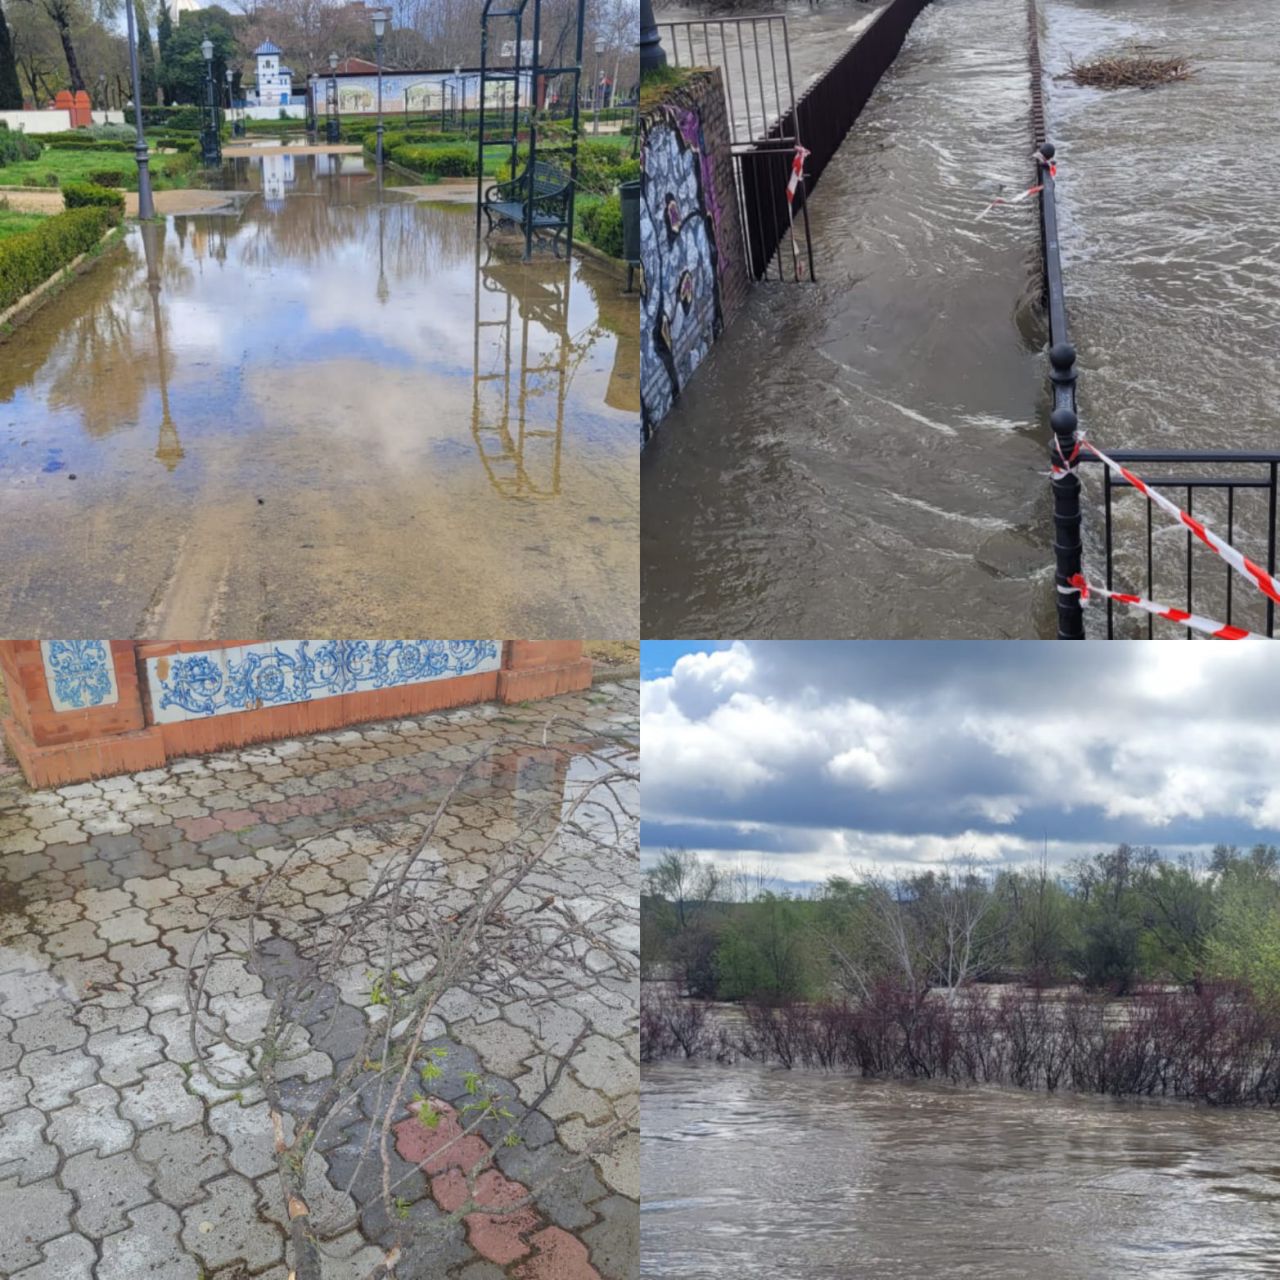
[0,152,638,639]
[0,683,639,1279]
[642,0,1051,639]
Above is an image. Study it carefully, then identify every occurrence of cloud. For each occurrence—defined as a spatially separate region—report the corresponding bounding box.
[640,641,1280,886]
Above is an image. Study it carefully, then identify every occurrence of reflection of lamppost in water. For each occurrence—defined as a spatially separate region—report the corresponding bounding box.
[371,9,388,169]
[326,51,340,144]
[376,168,388,304]
[139,221,183,472]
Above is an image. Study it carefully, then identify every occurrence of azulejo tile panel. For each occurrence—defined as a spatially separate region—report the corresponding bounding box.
[40,641,120,712]
[144,640,502,725]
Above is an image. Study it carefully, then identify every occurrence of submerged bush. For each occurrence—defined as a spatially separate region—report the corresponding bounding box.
[648,982,1280,1107]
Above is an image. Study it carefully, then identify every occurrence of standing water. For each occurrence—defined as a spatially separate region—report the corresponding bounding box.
[642,0,1050,639]
[644,1062,1280,1278]
[0,152,637,637]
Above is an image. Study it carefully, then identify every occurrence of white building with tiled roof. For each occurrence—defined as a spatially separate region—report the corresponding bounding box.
[253,40,293,105]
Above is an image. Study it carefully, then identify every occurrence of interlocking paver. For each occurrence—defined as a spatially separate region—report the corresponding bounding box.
[62,1148,156,1236]
[98,1201,200,1280]
[0,1179,75,1273]
[0,682,638,1278]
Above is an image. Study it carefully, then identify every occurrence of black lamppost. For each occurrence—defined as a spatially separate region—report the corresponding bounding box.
[306,73,317,133]
[326,51,340,143]
[592,36,605,134]
[124,0,154,217]
[372,10,387,168]
[639,0,666,74]
[200,38,221,166]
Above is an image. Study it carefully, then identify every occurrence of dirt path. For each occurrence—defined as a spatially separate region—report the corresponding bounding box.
[0,187,246,215]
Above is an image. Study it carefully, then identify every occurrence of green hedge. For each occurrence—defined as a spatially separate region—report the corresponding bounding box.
[387,142,477,177]
[0,206,113,311]
[580,194,623,258]
[62,182,125,217]
[43,138,134,152]
[125,105,205,132]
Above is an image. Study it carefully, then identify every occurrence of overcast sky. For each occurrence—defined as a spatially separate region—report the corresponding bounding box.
[640,641,1280,890]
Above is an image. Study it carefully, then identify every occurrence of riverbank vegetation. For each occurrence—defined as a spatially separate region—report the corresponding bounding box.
[641,844,1280,1104]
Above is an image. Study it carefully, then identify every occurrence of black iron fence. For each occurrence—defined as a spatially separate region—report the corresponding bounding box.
[657,16,814,282]
[1027,0,1280,639]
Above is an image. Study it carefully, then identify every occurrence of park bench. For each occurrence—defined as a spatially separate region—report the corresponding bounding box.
[481,160,573,253]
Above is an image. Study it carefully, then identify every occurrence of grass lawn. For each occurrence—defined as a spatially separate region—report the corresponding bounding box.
[0,208,48,240]
[0,147,195,192]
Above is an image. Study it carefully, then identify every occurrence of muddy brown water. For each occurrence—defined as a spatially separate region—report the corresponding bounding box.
[643,1060,1280,1278]
[642,0,1050,639]
[642,0,1280,639]
[0,151,637,638]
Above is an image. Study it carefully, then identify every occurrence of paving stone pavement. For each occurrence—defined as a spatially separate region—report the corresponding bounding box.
[0,683,639,1279]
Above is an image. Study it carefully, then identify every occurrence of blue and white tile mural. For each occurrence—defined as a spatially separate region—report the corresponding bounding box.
[145,641,502,725]
[40,640,120,712]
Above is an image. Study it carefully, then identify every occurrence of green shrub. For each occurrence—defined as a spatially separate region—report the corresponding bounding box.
[43,172,59,187]
[88,170,126,188]
[389,143,477,177]
[0,206,113,310]
[62,181,125,219]
[44,137,133,152]
[0,123,43,167]
[580,194,623,258]
[125,105,204,132]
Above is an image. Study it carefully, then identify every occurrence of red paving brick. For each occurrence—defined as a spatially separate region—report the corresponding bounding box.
[394,1106,491,1176]
[179,815,224,841]
[514,1227,602,1280]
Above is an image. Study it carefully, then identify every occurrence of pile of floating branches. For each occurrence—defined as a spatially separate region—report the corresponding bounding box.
[1060,53,1194,90]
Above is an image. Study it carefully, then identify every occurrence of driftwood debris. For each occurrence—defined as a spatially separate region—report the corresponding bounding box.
[1060,53,1194,91]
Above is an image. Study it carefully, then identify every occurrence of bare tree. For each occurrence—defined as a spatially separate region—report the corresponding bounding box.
[181,718,637,1280]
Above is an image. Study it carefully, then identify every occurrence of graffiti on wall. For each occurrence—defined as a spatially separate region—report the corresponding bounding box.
[640,102,726,444]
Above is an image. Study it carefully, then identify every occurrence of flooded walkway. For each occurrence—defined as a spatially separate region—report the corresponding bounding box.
[644,1061,1280,1279]
[642,0,1050,639]
[0,152,638,639]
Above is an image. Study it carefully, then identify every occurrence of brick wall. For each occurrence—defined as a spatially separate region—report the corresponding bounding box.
[640,68,752,444]
[0,640,592,788]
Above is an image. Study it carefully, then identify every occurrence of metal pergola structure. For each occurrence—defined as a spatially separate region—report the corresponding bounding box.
[475,0,588,258]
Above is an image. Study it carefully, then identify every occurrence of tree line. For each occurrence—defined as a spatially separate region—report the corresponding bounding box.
[642,842,1280,1005]
[0,0,637,111]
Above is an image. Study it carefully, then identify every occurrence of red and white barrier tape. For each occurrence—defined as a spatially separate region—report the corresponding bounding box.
[976,182,1043,220]
[786,145,810,206]
[1053,434,1280,608]
[1060,574,1261,640]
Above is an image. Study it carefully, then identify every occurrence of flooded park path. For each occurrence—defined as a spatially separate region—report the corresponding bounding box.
[643,1061,1280,1279]
[642,0,1049,639]
[0,151,638,639]
[642,0,1280,640]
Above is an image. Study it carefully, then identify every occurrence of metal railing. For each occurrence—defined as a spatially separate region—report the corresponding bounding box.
[657,15,814,282]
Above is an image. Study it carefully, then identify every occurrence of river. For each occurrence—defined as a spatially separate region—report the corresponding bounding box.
[643,1060,1280,1278]
[0,150,637,638]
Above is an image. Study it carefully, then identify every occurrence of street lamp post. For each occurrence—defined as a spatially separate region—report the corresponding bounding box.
[124,0,154,217]
[225,67,235,137]
[372,11,387,169]
[639,0,667,73]
[306,73,317,134]
[200,38,221,167]
[326,52,339,144]
[593,36,605,135]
